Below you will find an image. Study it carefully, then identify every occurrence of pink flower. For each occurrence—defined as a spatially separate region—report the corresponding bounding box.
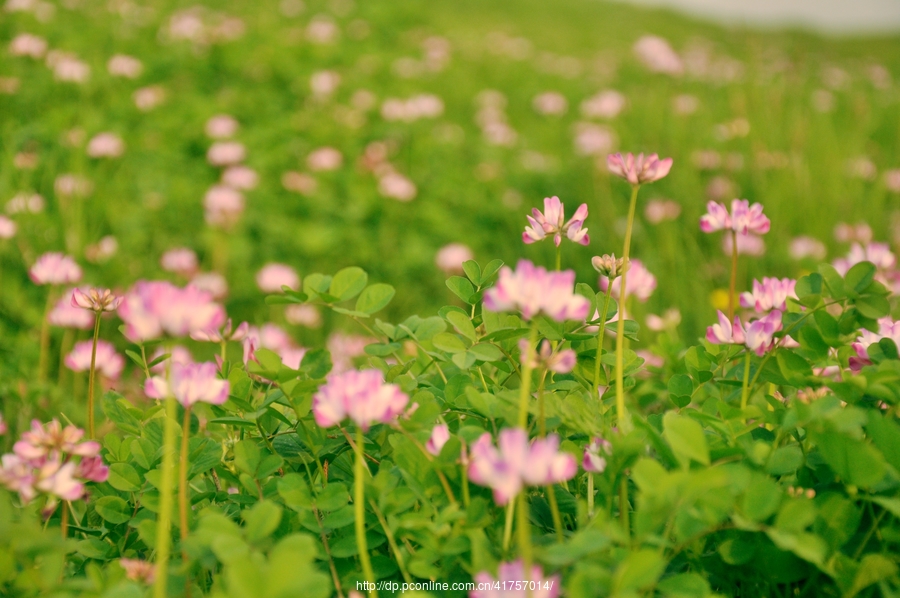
[0,454,36,502]
[76,455,109,483]
[426,424,450,456]
[161,248,199,276]
[327,332,374,374]
[0,413,6,435]
[134,86,166,111]
[789,236,827,261]
[282,171,318,195]
[207,141,246,167]
[120,559,156,584]
[580,90,626,119]
[646,308,681,332]
[86,133,125,158]
[522,196,589,247]
[850,317,900,372]
[471,560,560,598]
[634,35,683,76]
[484,260,590,322]
[285,304,322,328]
[35,460,84,501]
[378,172,417,201]
[723,233,766,257]
[64,340,125,379]
[14,419,100,461]
[519,339,576,374]
[107,54,143,78]
[118,281,225,342]
[435,243,474,274]
[312,369,409,431]
[644,199,681,224]
[740,278,797,313]
[572,122,616,157]
[191,272,228,299]
[71,287,122,312]
[0,215,16,239]
[599,259,656,302]
[532,92,568,116]
[29,253,82,285]
[582,437,611,473]
[49,289,95,330]
[145,362,229,408]
[206,115,239,139]
[149,345,194,374]
[607,152,673,185]
[242,324,307,370]
[706,311,745,345]
[699,201,731,233]
[221,165,259,190]
[700,199,770,235]
[307,147,343,172]
[257,263,300,292]
[744,310,783,356]
[9,34,47,58]
[834,242,896,275]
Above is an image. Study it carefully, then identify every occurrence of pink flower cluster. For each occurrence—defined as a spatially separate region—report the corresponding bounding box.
[65,340,125,379]
[700,199,770,236]
[607,152,673,185]
[0,420,108,504]
[29,252,82,285]
[739,278,797,313]
[242,323,307,369]
[582,437,611,473]
[313,369,409,431]
[706,310,784,356]
[850,317,900,372]
[522,196,589,247]
[470,560,560,598]
[519,339,576,374]
[118,281,225,342]
[145,362,229,407]
[484,260,590,322]
[468,429,577,505]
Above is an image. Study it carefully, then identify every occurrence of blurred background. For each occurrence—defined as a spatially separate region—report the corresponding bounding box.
[1,0,899,358]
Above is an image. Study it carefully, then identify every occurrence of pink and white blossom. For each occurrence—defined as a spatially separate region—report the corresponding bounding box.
[740,278,797,313]
[145,362,229,408]
[425,424,451,456]
[256,263,300,292]
[706,311,745,345]
[599,259,656,302]
[470,560,560,598]
[312,369,409,431]
[607,152,673,185]
[582,437,611,473]
[29,253,82,285]
[484,260,590,322]
[161,248,199,277]
[118,281,225,342]
[522,196,589,247]
[64,340,125,379]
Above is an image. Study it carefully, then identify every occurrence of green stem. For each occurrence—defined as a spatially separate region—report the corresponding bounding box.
[502,500,515,552]
[729,229,738,321]
[619,476,630,538]
[593,284,613,399]
[516,492,532,583]
[546,485,564,543]
[179,406,191,550]
[614,184,640,432]
[554,244,561,271]
[87,312,101,439]
[370,499,412,585]
[518,323,539,429]
[537,372,548,437]
[38,289,55,384]
[61,500,68,539]
[152,396,178,598]
[740,352,752,410]
[461,461,470,507]
[355,427,377,597]
[587,473,595,519]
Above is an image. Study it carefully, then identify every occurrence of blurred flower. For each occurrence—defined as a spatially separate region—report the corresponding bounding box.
[691,150,721,170]
[700,199,770,235]
[381,94,444,122]
[47,52,90,83]
[310,70,340,98]
[221,165,258,190]
[85,235,119,263]
[833,242,896,275]
[13,151,38,169]
[190,319,248,343]
[532,92,568,116]
[207,141,246,167]
[425,424,450,456]
[190,272,228,299]
[573,122,616,157]
[723,233,766,256]
[54,174,92,198]
[851,317,900,372]
[592,254,627,280]
[313,369,408,431]
[118,281,225,342]
[435,243,474,274]
[161,248,199,277]
[834,222,872,244]
[256,263,299,292]
[706,311,745,345]
[327,332,373,373]
[49,289,94,329]
[0,216,16,239]
[634,35,683,75]
[740,278,797,313]
[206,114,239,139]
[6,192,44,214]
[285,304,322,328]
[9,33,47,58]
[145,362,229,407]
[0,77,19,94]
[72,287,122,312]
[86,133,125,158]
[120,559,156,584]
[378,172,417,201]
[14,419,100,461]
[672,94,699,114]
[646,308,681,332]
[242,323,306,369]
[306,15,339,44]
[847,156,877,180]
[0,414,5,435]
[203,185,244,228]
[599,258,656,302]
[581,90,625,119]
[519,339,576,374]
[64,340,124,379]
[885,169,900,193]
[282,171,318,195]
[149,345,194,374]
[644,199,681,224]
[133,86,166,111]
[106,54,143,78]
[522,196,589,247]
[744,310,783,356]
[789,236,827,260]
[582,437,611,473]
[307,147,343,171]
[607,152,673,185]
[471,561,560,598]
[30,253,82,285]
[484,260,590,322]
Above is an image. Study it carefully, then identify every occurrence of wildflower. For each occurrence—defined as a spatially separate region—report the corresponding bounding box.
[644,199,681,224]
[744,310,783,356]
[312,369,409,431]
[582,437,611,473]
[634,35,683,76]
[471,561,560,598]
[435,243,474,274]
[285,304,322,328]
[591,254,628,280]
[29,253,82,285]
[307,147,343,171]
[256,263,300,293]
[206,141,246,167]
[145,362,229,407]
[789,236,827,261]
[9,33,47,58]
[646,308,681,332]
[161,248,199,276]
[75,455,110,483]
[700,199,770,235]
[205,115,239,139]
[532,92,568,116]
[378,172,417,201]
[134,86,166,111]
[34,460,84,501]
[607,152,673,185]
[522,196,589,247]
[203,185,245,228]
[118,281,225,342]
[149,346,194,374]
[580,89,626,119]
[86,133,125,158]
[120,559,156,584]
[706,311,745,345]
[850,317,900,372]
[190,319,249,343]
[13,419,101,461]
[425,424,450,456]
[221,165,259,190]
[71,287,122,312]
[723,233,766,257]
[484,260,590,322]
[191,272,228,299]
[740,278,797,313]
[107,54,143,78]
[519,339,576,374]
[833,242,896,275]
[49,289,95,330]
[0,216,16,239]
[572,122,616,157]
[64,340,125,379]
[327,332,374,373]
[0,413,5,435]
[599,259,656,302]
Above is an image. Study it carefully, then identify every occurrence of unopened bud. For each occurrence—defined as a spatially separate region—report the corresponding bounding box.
[591,254,629,279]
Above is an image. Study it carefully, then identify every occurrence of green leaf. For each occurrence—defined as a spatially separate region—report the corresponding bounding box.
[414,316,446,341]
[469,343,504,362]
[314,483,349,512]
[445,311,477,342]
[766,445,804,475]
[329,267,368,301]
[667,374,693,408]
[812,431,886,488]
[614,549,666,593]
[845,261,876,293]
[848,554,898,598]
[446,276,475,304]
[243,500,283,544]
[854,294,891,319]
[794,273,823,307]
[742,473,781,522]
[818,263,847,299]
[356,283,395,314]
[658,573,712,598]
[94,496,132,524]
[663,412,709,466]
[234,440,261,476]
[462,260,481,285]
[107,462,142,492]
[481,259,504,283]
[432,332,469,353]
[76,538,112,560]
[278,474,313,511]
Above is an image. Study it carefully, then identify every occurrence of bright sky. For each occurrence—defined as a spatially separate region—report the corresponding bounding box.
[611,0,900,34]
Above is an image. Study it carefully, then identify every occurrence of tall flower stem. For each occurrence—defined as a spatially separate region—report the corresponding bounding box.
[554,244,561,271]
[61,501,69,539]
[740,352,752,410]
[546,485,564,543]
[355,427,377,598]
[516,492,533,584]
[87,312,101,439]
[37,289,55,384]
[587,474,595,518]
[619,477,630,538]
[728,230,738,321]
[518,323,539,428]
[179,406,192,551]
[593,284,613,399]
[502,500,515,552]
[614,184,640,432]
[152,396,178,598]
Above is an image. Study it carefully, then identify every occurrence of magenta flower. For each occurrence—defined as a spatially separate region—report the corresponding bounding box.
[75,455,109,483]
[64,340,125,379]
[723,233,766,257]
[740,278,797,313]
[519,339,576,374]
[471,560,560,598]
[706,311,745,345]
[850,317,900,372]
[700,199,770,235]
[34,460,84,501]
[144,362,229,408]
[599,258,656,302]
[149,345,194,374]
[425,423,451,456]
[483,260,590,322]
[256,263,300,293]
[14,419,100,461]
[203,185,245,228]
[71,287,122,312]
[0,454,37,502]
[744,310,783,356]
[607,152,673,185]
[49,289,95,329]
[118,281,225,342]
[242,324,306,369]
[313,369,409,431]
[160,248,199,276]
[29,252,82,285]
[522,196,589,247]
[834,242,896,275]
[582,437,611,473]
[435,243,474,274]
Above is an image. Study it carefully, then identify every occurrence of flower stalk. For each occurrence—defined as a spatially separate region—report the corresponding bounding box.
[87,312,101,438]
[729,229,738,321]
[152,396,178,598]
[593,284,613,399]
[179,406,191,551]
[518,323,539,429]
[355,427,377,597]
[614,184,640,432]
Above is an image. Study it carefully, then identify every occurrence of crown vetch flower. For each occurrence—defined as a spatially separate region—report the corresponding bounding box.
[607,152,673,185]
[425,423,451,456]
[34,459,84,501]
[833,242,897,275]
[740,278,797,313]
[72,287,122,312]
[190,319,249,343]
[118,281,225,341]
[471,561,560,598]
[522,196,590,247]
[700,199,770,235]
[313,369,409,431]
[256,263,300,293]
[144,362,229,408]
[64,340,125,379]
[744,310,783,356]
[14,419,100,461]
[850,317,900,372]
[519,339,576,374]
[582,437,612,473]
[29,252,82,285]
[49,288,95,329]
[599,258,656,302]
[706,311,746,345]
[484,260,590,322]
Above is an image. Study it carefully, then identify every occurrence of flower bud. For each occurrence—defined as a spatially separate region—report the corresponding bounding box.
[591,254,629,279]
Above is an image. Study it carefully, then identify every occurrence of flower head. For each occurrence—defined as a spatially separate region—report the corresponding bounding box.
[14,419,100,462]
[29,253,82,285]
[120,559,156,584]
[582,437,611,473]
[519,339,576,374]
[256,263,300,293]
[700,199,770,236]
[118,281,225,342]
[591,254,628,279]
[425,424,451,456]
[740,278,797,313]
[145,362,229,408]
[607,152,673,185]
[471,560,560,598]
[484,260,590,322]
[435,243,474,274]
[64,340,125,379]
[190,319,249,343]
[522,196,589,247]
[72,287,122,312]
[706,311,745,345]
[313,370,409,431]
[850,317,900,372]
[744,310,783,356]
[161,248,199,276]
[49,289,95,330]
